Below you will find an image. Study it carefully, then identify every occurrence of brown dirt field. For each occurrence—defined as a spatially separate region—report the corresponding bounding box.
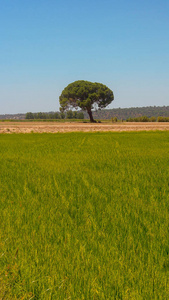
[1,122,169,134]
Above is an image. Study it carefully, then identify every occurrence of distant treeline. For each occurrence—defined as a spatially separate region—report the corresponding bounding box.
[25,111,84,120]
[1,106,169,121]
[90,106,169,120]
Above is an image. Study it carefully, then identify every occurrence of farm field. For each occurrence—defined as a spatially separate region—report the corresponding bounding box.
[0,131,169,299]
[0,121,169,133]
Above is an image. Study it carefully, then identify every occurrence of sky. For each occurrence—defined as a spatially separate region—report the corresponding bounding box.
[0,0,169,114]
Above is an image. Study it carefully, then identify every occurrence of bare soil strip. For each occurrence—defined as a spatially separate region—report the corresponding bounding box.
[1,122,169,134]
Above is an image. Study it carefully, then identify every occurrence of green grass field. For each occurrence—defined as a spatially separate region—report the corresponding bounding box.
[0,131,169,299]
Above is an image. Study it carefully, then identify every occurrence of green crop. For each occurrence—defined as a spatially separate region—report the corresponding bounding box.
[0,132,169,299]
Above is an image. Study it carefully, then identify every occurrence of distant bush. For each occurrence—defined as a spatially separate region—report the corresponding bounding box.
[66,110,73,119]
[139,116,149,122]
[126,116,156,122]
[157,116,169,122]
[149,116,156,122]
[77,112,84,119]
[126,115,169,122]
[111,117,118,122]
[60,112,65,119]
[25,112,35,119]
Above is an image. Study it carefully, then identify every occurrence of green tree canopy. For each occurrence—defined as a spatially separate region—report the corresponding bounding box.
[59,80,114,122]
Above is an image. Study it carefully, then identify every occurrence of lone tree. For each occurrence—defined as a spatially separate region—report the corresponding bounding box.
[59,80,114,122]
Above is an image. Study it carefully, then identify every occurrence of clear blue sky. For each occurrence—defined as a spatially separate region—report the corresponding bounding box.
[0,0,169,114]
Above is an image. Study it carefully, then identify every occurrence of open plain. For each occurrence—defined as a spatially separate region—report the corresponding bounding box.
[1,121,169,133]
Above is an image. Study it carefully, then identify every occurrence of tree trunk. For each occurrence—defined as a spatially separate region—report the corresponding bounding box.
[87,108,96,123]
